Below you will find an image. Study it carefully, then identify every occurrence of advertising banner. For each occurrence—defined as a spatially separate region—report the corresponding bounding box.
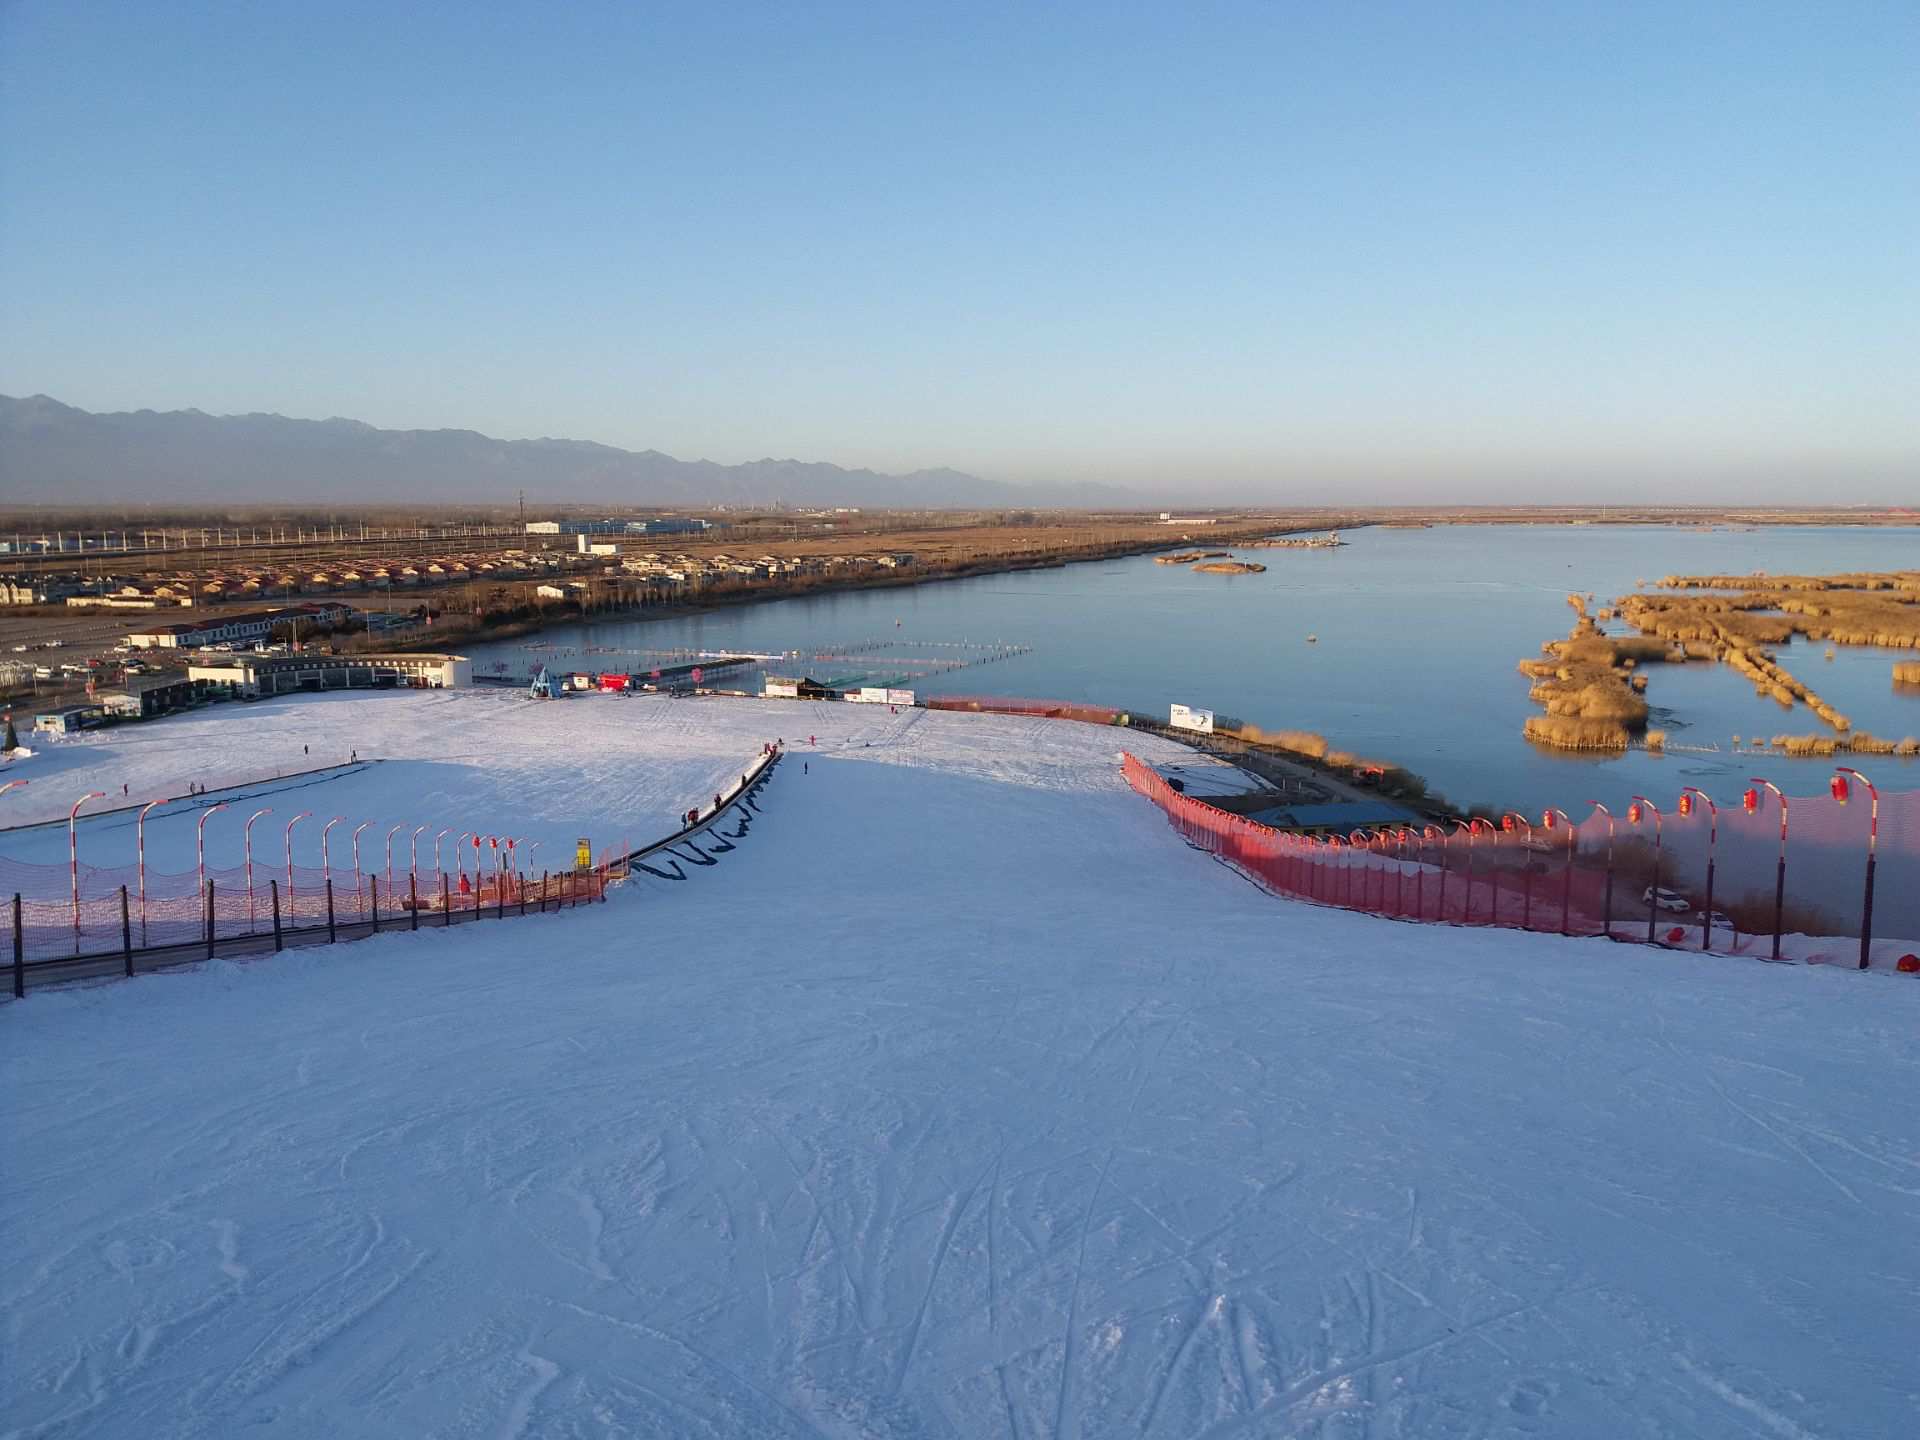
[1170,703,1215,734]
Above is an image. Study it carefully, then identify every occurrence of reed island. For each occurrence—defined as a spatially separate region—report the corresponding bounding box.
[1520,573,1920,756]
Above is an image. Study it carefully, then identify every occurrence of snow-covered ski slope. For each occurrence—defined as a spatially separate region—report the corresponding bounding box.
[4,693,1918,1438]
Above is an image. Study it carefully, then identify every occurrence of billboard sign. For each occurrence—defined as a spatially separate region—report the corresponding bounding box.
[851,687,889,704]
[886,689,915,706]
[575,837,592,871]
[1169,703,1215,734]
[763,679,800,698]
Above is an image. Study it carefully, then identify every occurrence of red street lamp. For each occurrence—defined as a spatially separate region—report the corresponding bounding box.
[456,831,472,885]
[1348,829,1371,910]
[1468,817,1497,923]
[196,801,231,897]
[351,821,374,910]
[1679,787,1719,951]
[1542,807,1575,935]
[410,825,430,888]
[384,824,405,888]
[1502,813,1535,930]
[1452,820,1478,923]
[68,791,107,949]
[321,816,346,893]
[1587,801,1616,938]
[1630,796,1663,943]
[434,827,452,877]
[1833,767,1879,970]
[284,811,312,918]
[1748,778,1788,961]
[1390,827,1412,917]
[1420,824,1446,921]
[0,779,27,799]
[243,808,274,929]
[136,798,168,944]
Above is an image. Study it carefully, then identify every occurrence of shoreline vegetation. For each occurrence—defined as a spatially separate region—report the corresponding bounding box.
[1243,532,1345,549]
[1169,716,1463,822]
[1521,573,1920,757]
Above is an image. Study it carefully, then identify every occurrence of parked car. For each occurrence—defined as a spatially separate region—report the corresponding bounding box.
[1698,910,1737,933]
[1643,886,1691,913]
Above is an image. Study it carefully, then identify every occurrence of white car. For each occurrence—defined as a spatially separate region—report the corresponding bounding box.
[1643,886,1691,913]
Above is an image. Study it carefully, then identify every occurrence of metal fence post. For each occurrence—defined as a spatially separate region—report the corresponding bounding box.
[326,878,337,943]
[410,873,419,931]
[1600,853,1614,940]
[205,881,216,960]
[1701,855,1716,953]
[441,872,450,927]
[12,894,22,999]
[120,885,133,977]
[497,876,505,921]
[271,879,283,953]
[1770,853,1786,963]
[1859,852,1876,971]
[371,876,380,933]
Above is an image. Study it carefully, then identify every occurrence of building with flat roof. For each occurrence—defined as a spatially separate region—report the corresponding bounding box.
[187,652,471,697]
[99,674,201,720]
[34,705,103,735]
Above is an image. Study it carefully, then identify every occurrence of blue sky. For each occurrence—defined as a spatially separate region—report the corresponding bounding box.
[3,1,1914,500]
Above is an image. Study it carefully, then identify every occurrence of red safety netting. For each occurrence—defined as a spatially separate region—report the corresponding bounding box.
[1119,753,1920,970]
[2,858,606,965]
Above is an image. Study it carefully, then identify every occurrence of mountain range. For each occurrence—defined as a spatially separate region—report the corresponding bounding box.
[0,394,1129,510]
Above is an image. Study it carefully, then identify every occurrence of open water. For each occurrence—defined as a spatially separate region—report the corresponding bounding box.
[468,524,1920,814]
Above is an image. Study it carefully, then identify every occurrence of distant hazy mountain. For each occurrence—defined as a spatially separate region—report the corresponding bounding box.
[0,394,1129,509]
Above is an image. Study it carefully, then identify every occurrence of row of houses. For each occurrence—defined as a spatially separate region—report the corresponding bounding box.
[4,547,609,613]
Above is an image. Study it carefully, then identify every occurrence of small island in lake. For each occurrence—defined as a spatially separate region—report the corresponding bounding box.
[1156,550,1232,564]
[1193,560,1266,574]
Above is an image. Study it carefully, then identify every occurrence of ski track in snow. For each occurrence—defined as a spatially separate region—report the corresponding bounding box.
[3,692,1919,1437]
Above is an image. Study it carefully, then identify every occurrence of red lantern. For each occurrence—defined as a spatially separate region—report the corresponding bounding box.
[1742,787,1759,814]
[1830,774,1850,804]
[1540,810,1555,829]
[1500,815,1515,832]
[1677,792,1693,817]
[1628,802,1644,825]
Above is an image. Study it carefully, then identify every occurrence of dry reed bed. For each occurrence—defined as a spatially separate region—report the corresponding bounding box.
[1521,572,1920,754]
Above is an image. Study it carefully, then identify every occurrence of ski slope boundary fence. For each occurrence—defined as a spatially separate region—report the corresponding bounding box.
[1,750,781,997]
[1118,752,1920,973]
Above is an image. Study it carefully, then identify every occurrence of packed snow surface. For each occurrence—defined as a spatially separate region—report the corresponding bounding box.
[4,693,1918,1438]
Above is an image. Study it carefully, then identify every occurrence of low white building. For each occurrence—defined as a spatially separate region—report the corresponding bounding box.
[188,652,472,697]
